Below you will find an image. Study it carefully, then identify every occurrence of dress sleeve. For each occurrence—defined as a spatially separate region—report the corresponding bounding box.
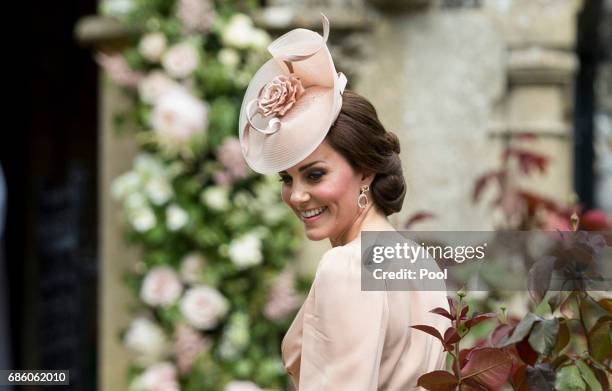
[298,246,388,391]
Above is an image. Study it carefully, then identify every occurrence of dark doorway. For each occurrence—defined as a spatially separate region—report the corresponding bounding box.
[574,0,607,208]
[0,0,99,390]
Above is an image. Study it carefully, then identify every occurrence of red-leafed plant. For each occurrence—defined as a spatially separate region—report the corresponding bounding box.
[412,135,611,390]
[411,291,512,390]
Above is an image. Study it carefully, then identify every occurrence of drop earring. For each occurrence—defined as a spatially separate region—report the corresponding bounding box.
[357,185,369,208]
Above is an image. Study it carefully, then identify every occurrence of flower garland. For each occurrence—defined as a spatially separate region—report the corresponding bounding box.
[97,1,305,389]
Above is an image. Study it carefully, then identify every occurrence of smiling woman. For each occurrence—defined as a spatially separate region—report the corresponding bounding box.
[238,14,449,390]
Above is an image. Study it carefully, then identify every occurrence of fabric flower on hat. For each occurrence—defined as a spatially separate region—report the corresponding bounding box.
[257,74,305,117]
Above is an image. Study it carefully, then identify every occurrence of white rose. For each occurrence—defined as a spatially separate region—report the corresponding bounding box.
[262,204,286,224]
[139,71,180,104]
[137,362,180,391]
[180,286,229,330]
[151,88,208,149]
[124,317,168,364]
[134,153,166,177]
[217,48,240,69]
[139,32,167,62]
[222,13,255,49]
[111,171,141,199]
[225,381,263,391]
[162,42,199,78]
[180,253,205,284]
[228,233,262,270]
[129,207,156,232]
[145,177,173,205]
[201,186,230,211]
[140,266,183,307]
[250,29,271,50]
[125,193,147,211]
[166,204,189,231]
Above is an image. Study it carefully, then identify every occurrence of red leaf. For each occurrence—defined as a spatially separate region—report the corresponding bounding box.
[461,378,490,391]
[444,327,461,345]
[417,371,458,391]
[448,296,458,318]
[458,336,491,369]
[473,170,504,203]
[516,190,564,216]
[516,338,538,366]
[459,348,473,369]
[503,147,549,175]
[465,313,496,329]
[430,307,454,321]
[404,211,436,229]
[511,364,529,391]
[411,325,444,343]
[460,347,513,390]
[490,324,515,346]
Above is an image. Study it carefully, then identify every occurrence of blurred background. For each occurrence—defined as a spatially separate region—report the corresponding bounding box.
[2,0,612,390]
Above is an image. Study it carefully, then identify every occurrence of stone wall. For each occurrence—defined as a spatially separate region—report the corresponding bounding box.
[357,7,505,230]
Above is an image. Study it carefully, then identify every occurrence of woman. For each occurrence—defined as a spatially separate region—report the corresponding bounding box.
[239,14,450,390]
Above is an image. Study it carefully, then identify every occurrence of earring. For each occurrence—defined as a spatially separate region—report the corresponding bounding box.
[357,185,369,208]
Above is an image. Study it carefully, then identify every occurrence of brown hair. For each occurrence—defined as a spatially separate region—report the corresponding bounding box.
[326,90,406,216]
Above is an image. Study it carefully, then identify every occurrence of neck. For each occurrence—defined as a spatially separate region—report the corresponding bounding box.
[329,204,394,247]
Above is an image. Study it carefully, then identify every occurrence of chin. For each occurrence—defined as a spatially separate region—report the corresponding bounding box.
[304,228,329,241]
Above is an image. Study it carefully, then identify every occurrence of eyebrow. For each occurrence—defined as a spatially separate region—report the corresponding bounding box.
[279,160,324,174]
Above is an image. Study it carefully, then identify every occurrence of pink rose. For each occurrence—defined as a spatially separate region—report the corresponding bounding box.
[257,75,305,117]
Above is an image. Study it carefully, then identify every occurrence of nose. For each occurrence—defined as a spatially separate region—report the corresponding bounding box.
[289,184,310,206]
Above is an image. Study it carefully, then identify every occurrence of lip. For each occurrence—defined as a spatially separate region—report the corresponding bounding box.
[300,206,327,224]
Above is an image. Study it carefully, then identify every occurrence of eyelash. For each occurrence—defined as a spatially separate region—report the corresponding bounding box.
[278,171,325,184]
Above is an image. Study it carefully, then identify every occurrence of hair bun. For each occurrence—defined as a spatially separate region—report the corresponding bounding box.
[371,153,406,215]
[385,131,401,154]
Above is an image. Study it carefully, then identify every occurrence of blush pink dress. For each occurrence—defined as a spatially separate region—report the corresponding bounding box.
[281,231,450,390]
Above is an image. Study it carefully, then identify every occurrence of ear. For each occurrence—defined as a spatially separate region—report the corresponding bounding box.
[361,171,375,187]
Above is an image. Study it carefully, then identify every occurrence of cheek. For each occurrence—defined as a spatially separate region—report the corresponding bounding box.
[280,185,291,205]
[316,176,356,207]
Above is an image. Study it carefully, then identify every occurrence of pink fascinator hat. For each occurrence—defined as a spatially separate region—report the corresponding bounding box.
[238,14,348,174]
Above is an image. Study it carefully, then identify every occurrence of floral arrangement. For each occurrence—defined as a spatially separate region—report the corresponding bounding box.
[96,0,305,389]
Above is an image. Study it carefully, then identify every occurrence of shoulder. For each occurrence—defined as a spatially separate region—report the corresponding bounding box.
[314,243,361,284]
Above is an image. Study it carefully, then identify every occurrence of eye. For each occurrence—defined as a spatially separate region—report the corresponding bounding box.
[308,170,325,182]
[278,174,292,184]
